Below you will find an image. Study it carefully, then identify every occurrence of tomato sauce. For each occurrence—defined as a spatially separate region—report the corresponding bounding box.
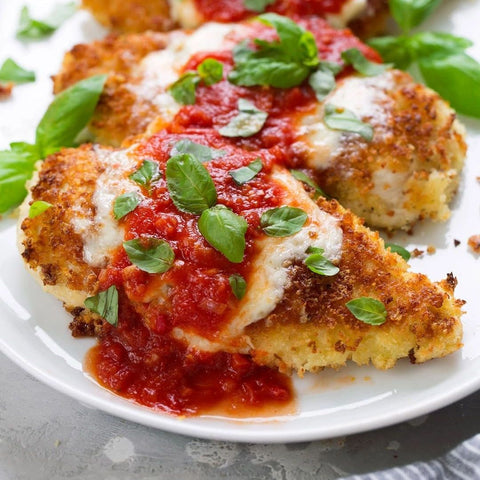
[193,0,351,23]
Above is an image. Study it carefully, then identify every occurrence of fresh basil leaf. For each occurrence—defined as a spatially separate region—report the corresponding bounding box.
[229,274,247,299]
[0,144,39,214]
[261,206,308,237]
[385,243,411,261]
[324,104,373,142]
[28,200,52,218]
[341,48,391,76]
[367,36,414,70]
[219,99,268,137]
[35,74,107,157]
[84,285,119,327]
[308,65,337,101]
[419,52,480,118]
[409,32,472,59]
[244,0,275,12]
[113,192,141,220]
[171,139,225,162]
[346,297,387,326]
[0,59,35,84]
[304,247,339,276]
[230,159,263,185]
[389,0,442,33]
[198,205,248,263]
[17,3,76,39]
[197,58,224,86]
[123,238,175,274]
[290,169,325,199]
[129,159,161,191]
[166,154,217,214]
[168,72,199,105]
[228,14,319,88]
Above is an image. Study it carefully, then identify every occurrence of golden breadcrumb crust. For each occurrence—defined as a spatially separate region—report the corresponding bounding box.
[17,146,463,373]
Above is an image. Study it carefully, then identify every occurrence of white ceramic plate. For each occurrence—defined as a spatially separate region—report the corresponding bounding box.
[1,0,480,443]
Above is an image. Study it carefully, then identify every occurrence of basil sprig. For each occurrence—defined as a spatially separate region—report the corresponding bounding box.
[219,99,268,138]
[346,297,387,326]
[385,243,411,261]
[229,13,320,89]
[341,48,391,76]
[304,247,339,276]
[166,153,217,214]
[0,74,106,214]
[17,3,76,40]
[113,192,141,220]
[130,159,161,192]
[290,169,325,199]
[84,285,119,327]
[324,104,373,141]
[229,274,247,299]
[230,158,263,185]
[0,59,35,84]
[28,200,52,218]
[169,58,223,105]
[244,0,275,12]
[368,1,480,118]
[123,238,175,273]
[171,139,225,162]
[198,205,248,263]
[308,61,341,101]
[261,206,308,237]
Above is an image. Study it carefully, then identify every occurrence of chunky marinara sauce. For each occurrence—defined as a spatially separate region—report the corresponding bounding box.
[193,0,352,23]
[88,19,381,416]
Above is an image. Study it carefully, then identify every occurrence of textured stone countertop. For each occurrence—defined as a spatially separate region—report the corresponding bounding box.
[1,352,479,480]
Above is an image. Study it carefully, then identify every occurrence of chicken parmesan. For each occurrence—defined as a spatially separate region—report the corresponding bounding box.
[82,0,389,38]
[18,130,463,415]
[53,17,466,230]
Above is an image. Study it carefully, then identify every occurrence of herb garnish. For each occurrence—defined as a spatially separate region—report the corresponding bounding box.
[84,285,119,327]
[123,238,175,274]
[308,61,341,101]
[261,206,308,237]
[304,246,339,276]
[346,297,387,326]
[113,192,141,220]
[324,104,374,142]
[219,99,268,138]
[0,59,35,84]
[171,139,225,162]
[229,274,247,299]
[28,200,52,218]
[385,243,411,261]
[244,0,275,12]
[130,160,161,192]
[290,169,325,199]
[341,48,391,76]
[229,159,263,185]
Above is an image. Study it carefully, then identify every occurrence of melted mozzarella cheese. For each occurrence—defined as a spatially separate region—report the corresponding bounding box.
[70,147,140,267]
[326,0,367,28]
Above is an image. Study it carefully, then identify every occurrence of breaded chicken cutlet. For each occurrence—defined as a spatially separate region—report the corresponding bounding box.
[53,18,467,231]
[82,0,389,38]
[18,130,463,377]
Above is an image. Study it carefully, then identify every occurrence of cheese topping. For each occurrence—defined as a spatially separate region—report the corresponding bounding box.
[326,0,367,28]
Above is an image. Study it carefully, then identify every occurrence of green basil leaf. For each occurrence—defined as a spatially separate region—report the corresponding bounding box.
[261,206,308,237]
[84,285,119,327]
[308,65,337,101]
[198,205,248,263]
[17,3,76,39]
[385,243,411,261]
[409,32,472,59]
[419,53,480,118]
[0,143,39,214]
[367,36,414,70]
[389,0,442,33]
[123,238,175,274]
[35,74,107,157]
[171,139,225,162]
[324,104,373,142]
[230,158,263,185]
[166,154,217,214]
[304,247,339,276]
[129,159,161,191]
[28,200,52,218]
[290,169,325,199]
[168,72,199,105]
[341,48,391,76]
[113,192,141,220]
[197,58,224,86]
[219,98,268,137]
[346,297,387,325]
[0,59,35,84]
[228,14,319,88]
[229,274,247,299]
[244,0,275,12]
